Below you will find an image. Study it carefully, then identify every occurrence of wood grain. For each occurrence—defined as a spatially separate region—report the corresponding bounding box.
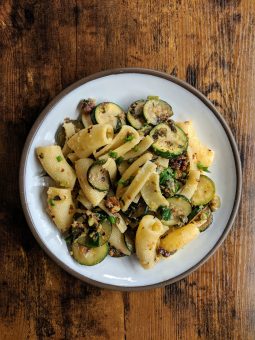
[0,0,255,339]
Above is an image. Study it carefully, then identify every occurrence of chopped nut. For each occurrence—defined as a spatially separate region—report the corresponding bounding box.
[169,153,189,171]
[105,196,121,213]
[81,98,96,114]
[157,247,176,257]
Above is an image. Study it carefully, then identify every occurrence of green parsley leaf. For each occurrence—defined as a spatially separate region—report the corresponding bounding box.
[116,157,124,165]
[108,216,116,225]
[118,178,127,186]
[158,206,171,221]
[197,162,210,173]
[48,198,55,207]
[118,176,134,187]
[56,155,63,162]
[108,151,118,159]
[159,168,174,185]
[124,134,134,142]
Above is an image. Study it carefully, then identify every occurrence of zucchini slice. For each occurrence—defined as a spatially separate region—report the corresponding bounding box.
[167,195,192,222]
[143,99,173,125]
[87,160,110,192]
[91,102,126,131]
[124,229,136,253]
[189,206,213,232]
[127,99,146,129]
[109,225,131,256]
[124,199,149,221]
[77,219,112,248]
[72,241,108,266]
[192,175,215,206]
[150,123,188,158]
[55,125,66,148]
[199,214,213,232]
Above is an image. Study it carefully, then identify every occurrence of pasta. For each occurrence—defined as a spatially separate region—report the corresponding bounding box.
[36,96,220,268]
[122,135,153,160]
[117,160,129,175]
[47,187,75,232]
[116,152,153,198]
[120,161,157,211]
[77,189,93,210]
[141,172,169,210]
[135,215,168,269]
[68,124,114,158]
[36,145,76,189]
[159,221,202,253]
[94,125,140,158]
[177,121,214,167]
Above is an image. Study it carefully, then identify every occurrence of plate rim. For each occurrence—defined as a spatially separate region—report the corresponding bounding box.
[19,67,242,291]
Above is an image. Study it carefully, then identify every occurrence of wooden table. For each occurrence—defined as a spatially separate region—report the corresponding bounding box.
[1,1,254,339]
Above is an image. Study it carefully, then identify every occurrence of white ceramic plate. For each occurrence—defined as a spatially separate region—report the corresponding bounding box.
[19,68,241,290]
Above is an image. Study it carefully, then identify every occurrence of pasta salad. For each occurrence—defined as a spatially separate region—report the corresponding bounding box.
[36,96,220,269]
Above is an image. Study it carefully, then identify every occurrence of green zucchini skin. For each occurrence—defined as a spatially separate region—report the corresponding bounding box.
[127,99,146,129]
[188,206,203,222]
[143,99,173,125]
[192,175,215,206]
[91,102,126,131]
[87,160,110,192]
[150,123,188,158]
[72,241,109,266]
[55,119,84,147]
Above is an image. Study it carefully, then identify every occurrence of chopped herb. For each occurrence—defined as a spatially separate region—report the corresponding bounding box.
[56,155,63,162]
[118,179,126,186]
[124,133,134,142]
[159,168,174,185]
[109,151,118,158]
[95,159,107,165]
[108,216,116,225]
[147,95,159,100]
[197,162,210,173]
[118,176,134,187]
[116,157,124,165]
[132,145,139,152]
[158,206,171,221]
[48,198,55,207]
